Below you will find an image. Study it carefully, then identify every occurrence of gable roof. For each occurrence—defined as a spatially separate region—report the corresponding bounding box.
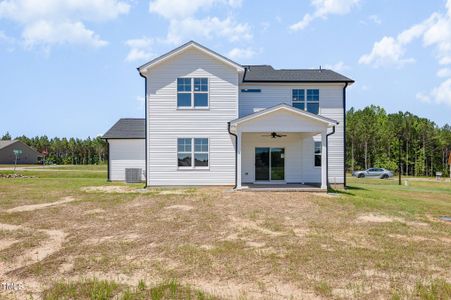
[102,118,145,139]
[230,103,339,126]
[138,41,244,73]
[0,140,42,156]
[0,140,16,150]
[242,65,354,83]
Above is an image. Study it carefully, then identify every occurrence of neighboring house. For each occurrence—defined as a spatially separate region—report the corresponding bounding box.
[103,41,354,190]
[0,140,42,164]
[102,118,145,181]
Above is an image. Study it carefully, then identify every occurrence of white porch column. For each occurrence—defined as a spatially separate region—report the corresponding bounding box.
[236,131,242,189]
[321,130,327,190]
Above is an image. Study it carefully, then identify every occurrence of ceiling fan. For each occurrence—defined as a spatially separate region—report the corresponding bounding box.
[262,132,287,138]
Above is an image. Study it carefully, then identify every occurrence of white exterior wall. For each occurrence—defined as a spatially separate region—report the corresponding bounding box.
[241,133,321,183]
[109,139,145,181]
[239,83,345,184]
[145,48,238,185]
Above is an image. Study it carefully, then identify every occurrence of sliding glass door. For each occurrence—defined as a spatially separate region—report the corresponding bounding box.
[255,147,285,181]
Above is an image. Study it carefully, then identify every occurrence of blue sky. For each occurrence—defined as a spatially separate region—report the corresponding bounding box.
[1,0,450,138]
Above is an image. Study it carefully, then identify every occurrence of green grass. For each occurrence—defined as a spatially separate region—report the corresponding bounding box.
[0,167,449,299]
[42,279,217,300]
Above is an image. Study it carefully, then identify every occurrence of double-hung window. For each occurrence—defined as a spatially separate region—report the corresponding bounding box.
[314,141,322,167]
[292,89,305,110]
[177,138,209,168]
[292,89,320,114]
[177,78,209,108]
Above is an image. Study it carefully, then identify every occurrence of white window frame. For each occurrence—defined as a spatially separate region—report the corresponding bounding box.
[177,137,210,170]
[291,89,320,114]
[314,141,322,167]
[177,77,209,109]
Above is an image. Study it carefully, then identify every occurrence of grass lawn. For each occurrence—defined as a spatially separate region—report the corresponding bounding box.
[0,166,449,299]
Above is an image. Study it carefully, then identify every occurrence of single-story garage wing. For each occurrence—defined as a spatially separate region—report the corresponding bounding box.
[102,118,145,182]
[0,140,43,164]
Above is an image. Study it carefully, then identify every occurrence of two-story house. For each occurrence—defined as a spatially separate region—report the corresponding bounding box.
[102,41,354,190]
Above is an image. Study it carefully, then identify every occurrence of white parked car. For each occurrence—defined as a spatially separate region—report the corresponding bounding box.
[352,168,393,179]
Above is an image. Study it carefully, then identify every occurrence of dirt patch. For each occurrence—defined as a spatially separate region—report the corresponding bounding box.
[164,204,194,211]
[81,186,137,193]
[228,216,285,237]
[6,196,75,213]
[356,213,403,223]
[0,223,66,274]
[158,190,191,195]
[0,239,18,251]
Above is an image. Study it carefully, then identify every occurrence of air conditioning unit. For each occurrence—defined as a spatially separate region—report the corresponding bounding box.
[125,168,142,183]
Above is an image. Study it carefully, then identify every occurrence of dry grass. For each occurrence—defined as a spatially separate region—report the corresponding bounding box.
[0,167,449,299]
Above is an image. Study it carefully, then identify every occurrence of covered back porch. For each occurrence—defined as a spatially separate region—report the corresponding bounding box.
[229,104,338,191]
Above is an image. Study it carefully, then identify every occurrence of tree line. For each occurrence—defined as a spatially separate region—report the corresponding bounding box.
[2,105,451,176]
[1,132,107,165]
[347,105,451,176]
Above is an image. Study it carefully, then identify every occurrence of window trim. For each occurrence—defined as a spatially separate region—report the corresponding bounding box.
[291,89,320,114]
[177,77,210,110]
[314,141,322,168]
[177,137,210,170]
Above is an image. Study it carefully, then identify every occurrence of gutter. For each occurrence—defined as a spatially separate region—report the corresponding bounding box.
[342,82,349,189]
[227,122,238,189]
[138,70,148,188]
[106,139,111,182]
[326,125,336,189]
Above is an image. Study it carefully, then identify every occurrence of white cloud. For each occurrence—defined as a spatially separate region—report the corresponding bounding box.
[360,1,451,68]
[165,17,251,44]
[324,61,349,72]
[23,20,107,48]
[136,96,145,110]
[0,0,130,48]
[227,47,257,60]
[416,92,431,103]
[369,14,381,25]
[358,36,415,67]
[290,0,360,31]
[431,78,451,106]
[125,37,154,62]
[149,0,215,19]
[148,0,252,44]
[437,67,451,77]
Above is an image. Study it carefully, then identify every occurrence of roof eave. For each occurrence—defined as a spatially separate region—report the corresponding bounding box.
[242,79,354,84]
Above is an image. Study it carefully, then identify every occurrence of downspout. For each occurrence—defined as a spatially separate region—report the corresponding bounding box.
[227,122,238,189]
[106,139,111,182]
[342,82,349,188]
[138,70,148,188]
[326,125,336,188]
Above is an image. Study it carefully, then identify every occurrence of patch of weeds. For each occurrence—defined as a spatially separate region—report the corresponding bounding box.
[42,278,120,300]
[43,279,217,300]
[415,278,451,300]
[261,217,285,232]
[314,281,332,297]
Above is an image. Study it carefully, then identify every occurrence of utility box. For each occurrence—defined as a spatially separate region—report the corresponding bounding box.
[125,168,142,183]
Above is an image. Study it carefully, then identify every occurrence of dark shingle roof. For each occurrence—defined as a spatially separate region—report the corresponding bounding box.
[102,118,145,139]
[0,140,17,150]
[242,65,354,83]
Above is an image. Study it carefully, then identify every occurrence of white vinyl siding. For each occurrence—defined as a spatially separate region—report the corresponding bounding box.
[145,48,238,185]
[239,83,345,184]
[109,139,145,181]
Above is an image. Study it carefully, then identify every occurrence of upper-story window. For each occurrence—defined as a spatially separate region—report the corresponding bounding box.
[177,78,209,108]
[292,89,319,114]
